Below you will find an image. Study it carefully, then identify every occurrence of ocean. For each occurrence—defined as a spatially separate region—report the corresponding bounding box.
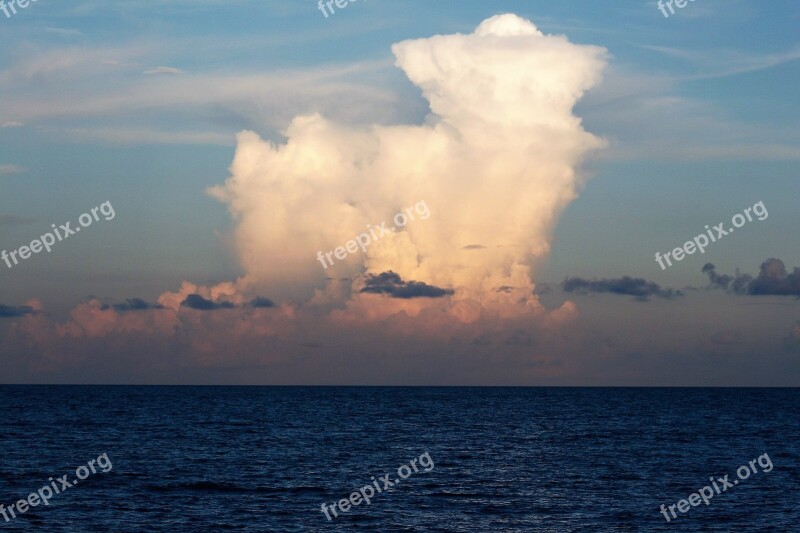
[0,386,797,531]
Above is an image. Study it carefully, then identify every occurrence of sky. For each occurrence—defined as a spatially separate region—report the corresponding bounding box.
[1,0,799,385]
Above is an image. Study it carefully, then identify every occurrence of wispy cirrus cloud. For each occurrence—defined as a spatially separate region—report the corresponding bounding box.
[60,127,233,146]
[44,27,84,38]
[143,66,183,75]
[640,44,800,80]
[0,165,26,176]
[0,40,406,146]
[581,62,800,161]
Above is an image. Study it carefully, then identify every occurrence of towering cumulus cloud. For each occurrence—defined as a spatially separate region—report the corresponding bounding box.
[208,14,607,323]
[1,14,610,382]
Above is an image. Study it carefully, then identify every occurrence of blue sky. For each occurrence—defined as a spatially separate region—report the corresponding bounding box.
[1,1,799,384]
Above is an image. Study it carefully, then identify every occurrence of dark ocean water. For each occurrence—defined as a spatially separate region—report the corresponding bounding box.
[0,387,797,532]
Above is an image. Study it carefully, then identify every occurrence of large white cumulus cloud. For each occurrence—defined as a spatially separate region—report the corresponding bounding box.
[210,13,607,316]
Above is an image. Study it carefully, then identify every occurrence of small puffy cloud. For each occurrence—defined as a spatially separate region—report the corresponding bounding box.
[158,281,245,312]
[702,263,738,291]
[178,292,276,311]
[100,298,164,312]
[0,304,38,318]
[750,259,800,296]
[360,271,454,299]
[249,297,275,308]
[703,259,800,296]
[562,276,683,301]
[181,294,236,311]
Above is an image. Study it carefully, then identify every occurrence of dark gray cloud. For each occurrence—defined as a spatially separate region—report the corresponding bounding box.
[360,271,454,299]
[181,294,236,311]
[701,263,751,293]
[473,334,491,346]
[180,294,276,311]
[249,297,275,308]
[101,298,164,312]
[504,330,534,346]
[533,283,555,295]
[0,304,37,318]
[462,244,486,250]
[562,276,683,301]
[703,259,800,296]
